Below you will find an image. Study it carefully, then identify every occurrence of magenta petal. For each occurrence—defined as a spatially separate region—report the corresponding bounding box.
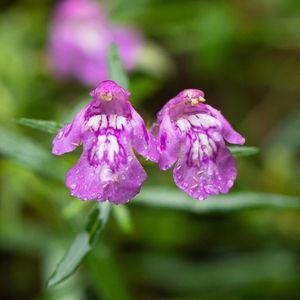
[53,80,153,203]
[154,88,245,200]
[111,26,142,71]
[130,106,158,162]
[66,146,146,204]
[157,115,181,170]
[107,151,147,203]
[52,105,88,155]
[49,0,143,86]
[173,145,237,200]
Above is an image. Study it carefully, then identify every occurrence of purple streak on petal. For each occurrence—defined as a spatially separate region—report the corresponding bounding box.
[157,113,181,170]
[173,143,237,200]
[155,88,245,200]
[54,80,153,203]
[66,134,147,203]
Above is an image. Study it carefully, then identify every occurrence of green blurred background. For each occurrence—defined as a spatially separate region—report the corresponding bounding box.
[1,0,300,299]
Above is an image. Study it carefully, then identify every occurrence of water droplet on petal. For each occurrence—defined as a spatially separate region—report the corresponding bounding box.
[71,183,77,189]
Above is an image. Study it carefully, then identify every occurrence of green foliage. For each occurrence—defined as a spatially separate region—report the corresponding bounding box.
[1,0,300,299]
[108,43,129,90]
[135,187,300,213]
[17,118,63,135]
[228,146,259,158]
[47,202,111,288]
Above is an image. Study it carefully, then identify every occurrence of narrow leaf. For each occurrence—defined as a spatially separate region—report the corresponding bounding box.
[47,202,111,288]
[108,43,129,89]
[228,146,259,158]
[0,127,65,180]
[112,205,133,234]
[131,251,298,293]
[16,118,63,134]
[134,187,300,213]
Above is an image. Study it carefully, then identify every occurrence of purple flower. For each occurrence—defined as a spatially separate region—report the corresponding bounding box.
[152,89,245,200]
[49,0,142,86]
[52,80,156,203]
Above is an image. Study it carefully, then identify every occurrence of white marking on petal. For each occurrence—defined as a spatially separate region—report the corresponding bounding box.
[109,115,117,128]
[100,115,107,128]
[106,134,119,163]
[199,133,213,156]
[212,131,223,142]
[99,165,113,182]
[176,118,191,133]
[86,115,101,131]
[192,139,200,161]
[116,116,127,130]
[209,138,217,152]
[196,114,220,128]
[187,115,201,127]
[97,135,106,159]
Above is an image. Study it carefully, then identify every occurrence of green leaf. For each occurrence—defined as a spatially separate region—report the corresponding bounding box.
[134,187,300,213]
[108,43,129,89]
[0,127,65,180]
[16,118,63,134]
[131,251,298,293]
[112,205,133,234]
[47,202,111,288]
[86,245,131,300]
[228,146,259,158]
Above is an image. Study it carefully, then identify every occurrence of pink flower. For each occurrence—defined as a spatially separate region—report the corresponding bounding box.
[52,80,156,203]
[49,0,142,86]
[152,89,245,200]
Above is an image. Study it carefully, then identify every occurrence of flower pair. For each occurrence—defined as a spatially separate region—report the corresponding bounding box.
[53,80,245,204]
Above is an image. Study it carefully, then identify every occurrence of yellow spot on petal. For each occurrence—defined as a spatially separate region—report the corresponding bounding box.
[100,92,113,101]
[199,96,206,103]
[184,90,206,106]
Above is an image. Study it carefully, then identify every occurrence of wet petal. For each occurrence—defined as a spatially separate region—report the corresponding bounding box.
[130,106,158,162]
[157,114,181,170]
[66,144,146,203]
[52,105,88,155]
[173,145,237,200]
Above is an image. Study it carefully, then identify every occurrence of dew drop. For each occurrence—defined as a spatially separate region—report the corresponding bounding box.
[128,156,133,162]
[227,180,233,187]
[71,183,77,189]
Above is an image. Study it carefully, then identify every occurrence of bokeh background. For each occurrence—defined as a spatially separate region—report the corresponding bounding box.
[1,0,300,299]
